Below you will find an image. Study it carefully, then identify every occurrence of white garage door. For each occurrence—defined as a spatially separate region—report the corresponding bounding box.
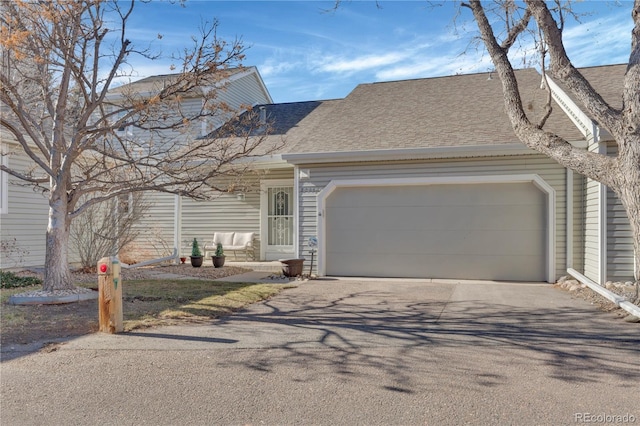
[325,182,546,281]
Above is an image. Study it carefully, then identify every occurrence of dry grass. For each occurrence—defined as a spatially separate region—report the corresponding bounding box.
[121,280,293,330]
[1,279,295,346]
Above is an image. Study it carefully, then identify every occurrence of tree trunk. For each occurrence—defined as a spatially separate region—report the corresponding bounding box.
[43,192,74,292]
[616,145,640,290]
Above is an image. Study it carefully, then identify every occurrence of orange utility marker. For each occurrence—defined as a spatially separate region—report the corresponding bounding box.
[97,257,123,333]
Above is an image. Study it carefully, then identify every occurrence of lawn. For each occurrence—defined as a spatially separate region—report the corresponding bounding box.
[0,279,295,346]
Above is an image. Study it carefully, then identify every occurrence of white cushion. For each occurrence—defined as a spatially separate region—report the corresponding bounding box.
[233,232,254,248]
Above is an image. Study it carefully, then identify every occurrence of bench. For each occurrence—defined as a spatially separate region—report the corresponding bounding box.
[203,232,255,260]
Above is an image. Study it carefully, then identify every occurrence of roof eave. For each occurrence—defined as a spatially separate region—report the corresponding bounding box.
[281,144,557,165]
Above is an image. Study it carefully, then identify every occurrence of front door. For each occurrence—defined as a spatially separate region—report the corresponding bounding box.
[261,180,295,260]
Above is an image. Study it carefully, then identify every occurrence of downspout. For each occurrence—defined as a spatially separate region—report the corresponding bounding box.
[598,141,608,285]
[293,165,300,258]
[566,169,574,270]
[568,268,640,319]
[174,194,183,265]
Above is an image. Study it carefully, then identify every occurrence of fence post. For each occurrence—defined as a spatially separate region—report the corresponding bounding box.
[97,256,123,333]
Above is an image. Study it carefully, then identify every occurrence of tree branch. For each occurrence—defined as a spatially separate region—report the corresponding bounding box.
[468,0,617,186]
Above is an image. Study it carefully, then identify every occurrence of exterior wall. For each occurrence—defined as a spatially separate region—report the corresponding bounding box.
[298,154,569,279]
[181,191,260,258]
[0,147,49,268]
[606,143,635,281]
[219,72,271,109]
[581,142,635,283]
[118,69,275,263]
[127,192,176,262]
[131,167,294,261]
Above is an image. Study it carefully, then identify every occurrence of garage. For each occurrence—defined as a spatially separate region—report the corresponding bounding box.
[322,180,548,281]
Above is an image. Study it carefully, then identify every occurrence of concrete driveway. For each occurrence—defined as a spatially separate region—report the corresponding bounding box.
[1,278,639,425]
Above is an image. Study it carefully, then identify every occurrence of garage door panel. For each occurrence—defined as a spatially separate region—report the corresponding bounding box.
[325,182,546,281]
[328,204,544,231]
[327,229,542,256]
[328,252,544,281]
[329,184,543,208]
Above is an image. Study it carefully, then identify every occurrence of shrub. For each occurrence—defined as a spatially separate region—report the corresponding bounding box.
[0,271,43,289]
[191,238,202,257]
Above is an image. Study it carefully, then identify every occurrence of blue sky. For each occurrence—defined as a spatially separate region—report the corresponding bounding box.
[122,1,634,103]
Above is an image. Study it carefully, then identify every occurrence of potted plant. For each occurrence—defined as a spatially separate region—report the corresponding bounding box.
[190,238,203,268]
[212,242,225,268]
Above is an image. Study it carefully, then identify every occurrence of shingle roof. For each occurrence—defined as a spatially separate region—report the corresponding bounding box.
[110,67,245,96]
[171,65,626,159]
[255,101,324,135]
[215,99,341,156]
[284,68,585,154]
[563,63,626,111]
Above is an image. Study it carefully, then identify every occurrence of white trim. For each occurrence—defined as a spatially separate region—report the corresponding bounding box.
[316,174,556,283]
[566,169,574,269]
[545,77,593,147]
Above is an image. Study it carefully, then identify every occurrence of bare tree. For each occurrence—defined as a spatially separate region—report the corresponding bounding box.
[461,1,639,289]
[1,1,273,291]
[70,193,150,271]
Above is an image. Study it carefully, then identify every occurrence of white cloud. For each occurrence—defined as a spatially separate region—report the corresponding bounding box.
[562,11,632,66]
[259,59,300,77]
[317,52,411,74]
[375,52,494,81]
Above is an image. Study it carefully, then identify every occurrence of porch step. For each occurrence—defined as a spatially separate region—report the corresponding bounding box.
[226,261,283,273]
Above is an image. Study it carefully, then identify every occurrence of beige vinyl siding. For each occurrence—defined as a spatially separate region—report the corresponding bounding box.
[606,143,634,281]
[299,154,568,279]
[118,71,271,147]
[178,168,294,258]
[129,192,176,259]
[583,141,602,283]
[218,72,271,109]
[0,149,49,268]
[133,168,294,260]
[181,191,260,258]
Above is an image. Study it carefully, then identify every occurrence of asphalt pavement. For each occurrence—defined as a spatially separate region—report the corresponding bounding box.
[1,278,639,425]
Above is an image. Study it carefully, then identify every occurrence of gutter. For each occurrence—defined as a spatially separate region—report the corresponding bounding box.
[567,268,640,319]
[282,144,543,165]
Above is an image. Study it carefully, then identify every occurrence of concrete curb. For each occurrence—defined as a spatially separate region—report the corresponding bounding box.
[8,291,98,305]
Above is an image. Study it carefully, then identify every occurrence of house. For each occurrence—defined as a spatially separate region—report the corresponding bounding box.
[135,64,634,285]
[2,63,634,286]
[0,66,273,269]
[0,130,50,268]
